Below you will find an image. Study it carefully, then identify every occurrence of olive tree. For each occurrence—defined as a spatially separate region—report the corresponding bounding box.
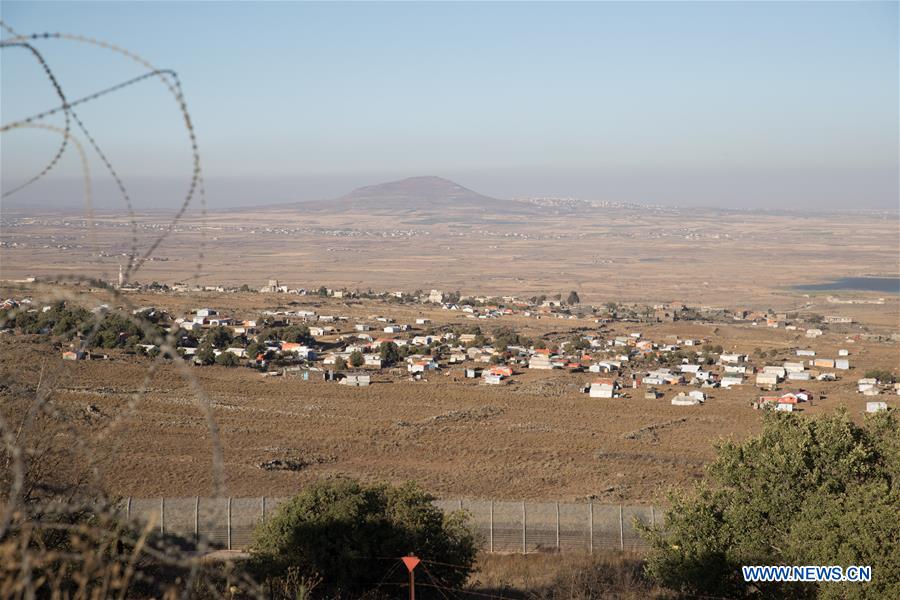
[249,479,476,598]
[641,409,900,599]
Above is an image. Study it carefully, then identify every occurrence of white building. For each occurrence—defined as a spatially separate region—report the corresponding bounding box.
[671,393,702,406]
[756,373,780,389]
[763,366,786,378]
[529,353,554,370]
[720,353,746,364]
[589,382,615,398]
[340,374,371,387]
[721,376,743,388]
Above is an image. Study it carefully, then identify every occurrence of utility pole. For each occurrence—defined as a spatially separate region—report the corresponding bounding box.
[401,555,420,600]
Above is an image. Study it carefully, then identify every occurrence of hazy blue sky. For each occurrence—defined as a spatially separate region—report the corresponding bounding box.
[1,1,898,209]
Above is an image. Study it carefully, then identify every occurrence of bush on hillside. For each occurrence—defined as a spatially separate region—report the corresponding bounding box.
[248,479,476,598]
[215,351,239,367]
[379,341,400,366]
[640,409,900,599]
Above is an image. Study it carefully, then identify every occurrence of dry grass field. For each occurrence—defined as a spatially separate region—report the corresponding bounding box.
[2,288,895,504]
[2,198,898,505]
[2,205,898,312]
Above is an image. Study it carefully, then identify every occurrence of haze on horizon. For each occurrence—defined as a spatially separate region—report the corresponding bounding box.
[1,1,898,211]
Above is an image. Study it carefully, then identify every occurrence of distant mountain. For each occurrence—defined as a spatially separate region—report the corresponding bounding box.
[294,176,543,216]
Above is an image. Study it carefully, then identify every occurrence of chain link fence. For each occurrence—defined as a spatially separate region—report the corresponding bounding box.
[121,497,661,553]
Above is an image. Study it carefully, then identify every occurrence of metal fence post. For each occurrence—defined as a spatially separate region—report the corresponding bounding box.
[619,505,625,551]
[458,499,463,511]
[555,501,560,550]
[194,496,200,542]
[589,502,593,554]
[489,500,494,553]
[522,501,527,554]
[261,496,266,521]
[650,505,655,528]
[227,497,232,551]
[160,498,165,536]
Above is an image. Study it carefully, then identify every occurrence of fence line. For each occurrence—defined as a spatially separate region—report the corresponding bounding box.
[119,497,662,553]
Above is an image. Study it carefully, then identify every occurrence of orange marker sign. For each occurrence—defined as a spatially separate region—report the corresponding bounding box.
[402,556,420,572]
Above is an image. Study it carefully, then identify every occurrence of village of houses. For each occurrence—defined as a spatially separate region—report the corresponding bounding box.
[8,277,895,417]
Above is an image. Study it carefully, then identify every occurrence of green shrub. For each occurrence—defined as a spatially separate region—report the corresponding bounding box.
[203,326,233,349]
[249,479,476,598]
[864,369,896,384]
[379,342,400,366]
[641,409,900,599]
[215,352,239,367]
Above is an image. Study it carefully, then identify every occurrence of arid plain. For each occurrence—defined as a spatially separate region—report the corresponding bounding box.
[2,178,898,503]
[1,288,897,504]
[2,195,898,315]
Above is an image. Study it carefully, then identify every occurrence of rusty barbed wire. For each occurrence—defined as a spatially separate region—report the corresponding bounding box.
[1,22,208,287]
[1,37,140,279]
[0,19,237,599]
[0,42,72,201]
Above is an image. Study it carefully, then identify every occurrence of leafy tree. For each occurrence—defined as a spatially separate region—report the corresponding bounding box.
[195,343,216,365]
[379,341,400,366]
[566,290,581,305]
[203,326,233,349]
[124,335,141,352]
[567,336,589,351]
[864,369,896,384]
[177,332,198,348]
[492,326,523,352]
[280,324,312,344]
[641,410,900,599]
[333,356,347,371]
[248,479,476,598]
[239,283,251,292]
[349,350,364,368]
[215,352,239,367]
[468,334,487,348]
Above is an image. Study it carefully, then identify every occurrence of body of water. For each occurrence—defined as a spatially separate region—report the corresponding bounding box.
[794,277,900,294]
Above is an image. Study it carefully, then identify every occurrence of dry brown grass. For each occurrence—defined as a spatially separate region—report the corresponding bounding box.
[468,552,670,599]
[3,207,898,314]
[1,287,895,503]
